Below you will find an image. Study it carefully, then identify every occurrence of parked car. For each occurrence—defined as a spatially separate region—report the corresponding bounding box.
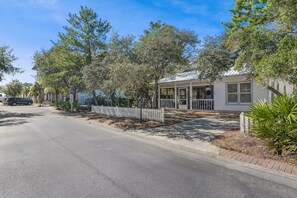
[4,97,33,105]
[0,93,5,102]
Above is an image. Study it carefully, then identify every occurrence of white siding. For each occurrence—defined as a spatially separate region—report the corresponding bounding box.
[214,76,269,112]
[252,80,269,103]
[268,79,294,102]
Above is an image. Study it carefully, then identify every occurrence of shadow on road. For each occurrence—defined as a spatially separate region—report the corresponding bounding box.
[0,111,42,127]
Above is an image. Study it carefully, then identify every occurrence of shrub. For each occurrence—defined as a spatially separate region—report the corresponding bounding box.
[53,101,71,112]
[247,95,297,155]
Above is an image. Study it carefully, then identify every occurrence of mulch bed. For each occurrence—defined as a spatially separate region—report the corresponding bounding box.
[78,112,182,131]
[212,130,297,166]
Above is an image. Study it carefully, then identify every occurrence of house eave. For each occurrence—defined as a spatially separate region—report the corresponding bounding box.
[158,74,247,85]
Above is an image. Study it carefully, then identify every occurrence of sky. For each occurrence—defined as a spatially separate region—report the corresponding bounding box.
[0,0,234,85]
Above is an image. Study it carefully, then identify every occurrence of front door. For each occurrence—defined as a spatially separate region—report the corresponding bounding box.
[179,88,187,110]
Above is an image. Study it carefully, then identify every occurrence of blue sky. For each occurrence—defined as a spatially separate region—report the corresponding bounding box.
[0,0,234,85]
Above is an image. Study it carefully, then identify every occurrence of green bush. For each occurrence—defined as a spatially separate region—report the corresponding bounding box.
[53,101,79,112]
[247,95,297,155]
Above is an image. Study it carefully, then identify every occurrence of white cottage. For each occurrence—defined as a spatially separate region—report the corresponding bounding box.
[158,69,293,112]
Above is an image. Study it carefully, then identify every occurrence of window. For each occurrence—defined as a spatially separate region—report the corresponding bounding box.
[160,88,174,99]
[227,82,252,104]
[227,84,238,103]
[179,89,186,99]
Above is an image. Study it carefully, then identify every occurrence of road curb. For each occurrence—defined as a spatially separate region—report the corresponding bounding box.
[72,114,297,180]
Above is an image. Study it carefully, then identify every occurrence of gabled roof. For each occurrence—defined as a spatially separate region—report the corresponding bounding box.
[159,68,245,84]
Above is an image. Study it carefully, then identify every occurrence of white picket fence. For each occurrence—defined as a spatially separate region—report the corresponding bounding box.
[92,106,165,122]
[240,112,252,133]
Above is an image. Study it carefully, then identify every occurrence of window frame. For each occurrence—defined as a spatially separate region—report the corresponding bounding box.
[160,88,175,99]
[226,82,252,105]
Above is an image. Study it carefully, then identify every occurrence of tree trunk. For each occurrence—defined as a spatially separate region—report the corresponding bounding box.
[154,78,159,109]
[139,96,143,122]
[55,90,59,102]
[92,90,98,105]
[73,90,77,102]
[110,92,116,107]
[263,84,282,96]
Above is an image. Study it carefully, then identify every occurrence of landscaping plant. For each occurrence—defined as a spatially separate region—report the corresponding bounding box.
[53,101,78,112]
[247,95,297,156]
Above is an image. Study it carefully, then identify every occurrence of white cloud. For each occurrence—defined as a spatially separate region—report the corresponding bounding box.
[29,0,57,6]
[183,5,208,14]
[156,0,209,15]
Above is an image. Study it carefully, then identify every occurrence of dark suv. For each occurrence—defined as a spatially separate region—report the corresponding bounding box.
[4,97,33,106]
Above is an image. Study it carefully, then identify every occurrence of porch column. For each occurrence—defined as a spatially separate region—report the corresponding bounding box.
[174,83,177,109]
[190,82,193,110]
[158,85,160,109]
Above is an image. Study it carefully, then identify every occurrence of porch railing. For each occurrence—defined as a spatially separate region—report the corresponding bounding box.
[192,99,214,110]
[160,99,175,109]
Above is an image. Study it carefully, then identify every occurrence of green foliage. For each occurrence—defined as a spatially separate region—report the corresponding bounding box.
[22,86,30,98]
[135,20,199,107]
[53,101,78,112]
[29,82,44,103]
[82,58,108,93]
[247,95,297,155]
[56,6,111,65]
[136,21,199,78]
[82,33,151,105]
[193,35,234,82]
[226,0,297,90]
[34,14,199,108]
[3,80,23,97]
[33,45,84,98]
[0,45,20,81]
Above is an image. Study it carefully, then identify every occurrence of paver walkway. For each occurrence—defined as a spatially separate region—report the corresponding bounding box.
[219,149,297,176]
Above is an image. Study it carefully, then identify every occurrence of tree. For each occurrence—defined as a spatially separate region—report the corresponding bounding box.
[3,80,23,97]
[57,6,111,64]
[82,58,108,98]
[55,6,112,104]
[29,82,43,103]
[83,33,144,106]
[33,45,84,102]
[193,35,234,82]
[22,86,30,98]
[0,45,20,81]
[135,21,199,108]
[225,0,297,94]
[102,33,151,106]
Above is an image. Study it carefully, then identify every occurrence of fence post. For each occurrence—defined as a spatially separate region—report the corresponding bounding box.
[240,112,245,133]
[245,116,250,133]
[161,108,164,122]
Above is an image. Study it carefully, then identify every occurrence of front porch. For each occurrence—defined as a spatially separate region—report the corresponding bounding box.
[159,83,214,111]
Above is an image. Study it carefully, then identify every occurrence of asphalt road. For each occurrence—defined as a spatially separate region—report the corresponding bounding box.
[1,104,297,198]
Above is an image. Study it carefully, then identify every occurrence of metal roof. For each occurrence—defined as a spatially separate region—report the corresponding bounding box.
[159,68,245,84]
